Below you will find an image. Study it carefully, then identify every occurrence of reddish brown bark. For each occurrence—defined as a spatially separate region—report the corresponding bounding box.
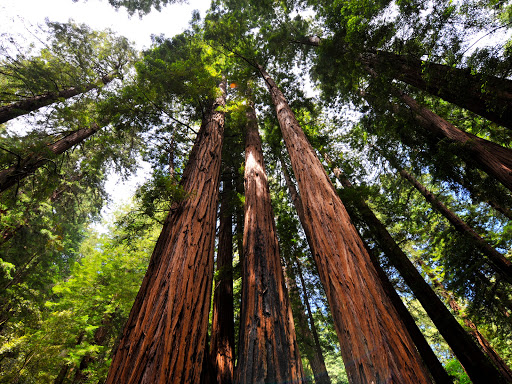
[209,172,235,384]
[0,124,99,193]
[360,51,512,129]
[397,90,512,193]
[391,162,512,285]
[281,160,331,384]
[0,74,114,124]
[105,81,226,384]
[335,174,502,383]
[259,64,431,384]
[236,102,304,383]
[416,258,512,382]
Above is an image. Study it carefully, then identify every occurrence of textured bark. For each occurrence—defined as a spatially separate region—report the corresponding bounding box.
[397,91,512,193]
[392,162,512,285]
[281,160,331,384]
[0,124,99,193]
[105,81,226,384]
[0,74,114,124]
[416,258,512,382]
[209,172,235,384]
[336,175,500,383]
[360,51,512,129]
[236,102,304,383]
[366,247,453,384]
[259,64,431,384]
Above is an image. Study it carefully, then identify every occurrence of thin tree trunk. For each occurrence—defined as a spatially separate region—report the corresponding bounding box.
[397,90,512,192]
[388,158,512,285]
[105,81,226,384]
[335,173,499,383]
[283,257,332,384]
[210,171,235,384]
[0,74,114,124]
[236,101,304,383]
[360,51,512,129]
[53,365,69,384]
[416,257,512,382]
[301,154,451,383]
[294,257,332,384]
[359,88,512,220]
[53,332,85,384]
[258,64,432,384]
[0,124,99,193]
[281,158,332,384]
[72,312,115,383]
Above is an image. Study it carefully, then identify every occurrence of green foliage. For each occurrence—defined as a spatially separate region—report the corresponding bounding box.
[98,0,182,17]
[0,21,135,106]
[445,359,471,384]
[0,210,157,383]
[2,0,512,381]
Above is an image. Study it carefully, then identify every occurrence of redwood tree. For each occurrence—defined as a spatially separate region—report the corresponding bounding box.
[335,173,508,383]
[236,101,304,383]
[209,170,235,384]
[258,64,432,384]
[105,81,226,384]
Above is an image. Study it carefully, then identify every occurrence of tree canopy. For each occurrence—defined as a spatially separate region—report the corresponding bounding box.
[1,1,512,383]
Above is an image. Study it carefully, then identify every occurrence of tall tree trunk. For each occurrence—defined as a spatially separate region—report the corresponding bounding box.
[0,124,99,193]
[236,102,304,383]
[360,50,512,129]
[387,157,512,285]
[359,88,512,220]
[396,90,512,192]
[281,158,332,384]
[105,81,226,384]
[258,64,432,384]
[366,245,454,384]
[300,38,512,128]
[0,74,114,124]
[283,257,332,384]
[313,156,452,383]
[335,173,502,383]
[209,171,235,384]
[416,257,512,382]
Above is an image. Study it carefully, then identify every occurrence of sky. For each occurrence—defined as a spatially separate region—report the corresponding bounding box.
[1,0,212,50]
[1,0,213,227]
